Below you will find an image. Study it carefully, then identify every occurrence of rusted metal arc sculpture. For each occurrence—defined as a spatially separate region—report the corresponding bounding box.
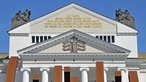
[5,57,19,82]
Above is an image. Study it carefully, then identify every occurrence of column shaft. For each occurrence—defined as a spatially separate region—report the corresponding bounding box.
[62,69,64,82]
[81,70,88,82]
[125,71,129,82]
[80,68,89,82]
[42,70,48,82]
[22,70,29,82]
[121,70,126,82]
[40,68,50,82]
[104,69,107,82]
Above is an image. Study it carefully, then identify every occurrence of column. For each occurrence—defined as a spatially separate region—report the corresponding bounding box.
[62,68,64,82]
[125,70,129,82]
[21,68,31,82]
[137,71,140,82]
[40,68,50,82]
[118,68,127,82]
[121,69,126,82]
[80,67,89,82]
[104,68,108,82]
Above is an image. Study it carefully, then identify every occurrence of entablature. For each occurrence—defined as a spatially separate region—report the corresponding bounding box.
[20,52,128,61]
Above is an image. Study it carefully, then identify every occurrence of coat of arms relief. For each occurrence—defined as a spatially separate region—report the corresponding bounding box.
[62,37,86,53]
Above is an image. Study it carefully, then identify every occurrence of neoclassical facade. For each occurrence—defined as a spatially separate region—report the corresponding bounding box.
[0,3,146,82]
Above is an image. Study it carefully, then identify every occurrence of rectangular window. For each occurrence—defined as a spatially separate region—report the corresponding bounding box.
[36,36,39,43]
[32,36,35,43]
[112,36,115,43]
[48,36,51,39]
[100,36,103,40]
[96,36,99,39]
[108,36,111,43]
[40,36,43,42]
[104,36,106,42]
[44,36,47,40]
[96,35,115,43]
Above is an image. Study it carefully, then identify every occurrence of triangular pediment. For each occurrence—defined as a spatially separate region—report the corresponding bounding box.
[9,3,117,34]
[9,3,138,34]
[18,29,130,55]
[39,43,104,53]
[29,4,117,34]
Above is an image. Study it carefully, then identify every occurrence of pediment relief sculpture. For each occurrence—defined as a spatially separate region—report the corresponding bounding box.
[62,37,86,53]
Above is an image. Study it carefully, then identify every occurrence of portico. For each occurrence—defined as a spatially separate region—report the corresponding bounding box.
[19,53,129,82]
[19,61,140,82]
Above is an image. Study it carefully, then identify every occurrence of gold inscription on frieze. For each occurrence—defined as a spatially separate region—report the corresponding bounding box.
[44,14,102,28]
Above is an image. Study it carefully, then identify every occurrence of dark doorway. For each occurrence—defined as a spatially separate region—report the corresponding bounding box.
[65,72,70,82]
[115,76,121,82]
[33,80,39,82]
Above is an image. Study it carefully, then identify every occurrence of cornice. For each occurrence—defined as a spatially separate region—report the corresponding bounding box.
[9,33,29,36]
[20,53,128,61]
[117,33,137,36]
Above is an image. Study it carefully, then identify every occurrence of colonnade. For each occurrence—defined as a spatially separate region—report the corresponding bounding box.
[20,65,138,82]
[20,68,110,82]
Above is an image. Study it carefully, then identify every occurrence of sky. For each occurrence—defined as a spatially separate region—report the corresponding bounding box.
[0,0,146,53]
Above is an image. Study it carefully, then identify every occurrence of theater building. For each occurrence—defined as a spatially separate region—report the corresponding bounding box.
[0,3,146,82]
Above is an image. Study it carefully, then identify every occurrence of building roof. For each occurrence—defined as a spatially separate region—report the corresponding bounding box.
[0,53,9,59]
[138,52,146,62]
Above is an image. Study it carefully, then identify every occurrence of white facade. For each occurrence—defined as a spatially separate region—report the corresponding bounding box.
[0,3,145,82]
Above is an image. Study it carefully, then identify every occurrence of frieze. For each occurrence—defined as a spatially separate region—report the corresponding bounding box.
[44,14,102,28]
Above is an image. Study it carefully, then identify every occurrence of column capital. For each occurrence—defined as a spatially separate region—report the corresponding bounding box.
[40,67,50,72]
[104,68,108,71]
[22,68,30,82]
[80,67,89,71]
[117,68,127,71]
[21,68,31,72]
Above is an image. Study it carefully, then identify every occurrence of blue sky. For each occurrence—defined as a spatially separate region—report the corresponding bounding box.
[0,0,146,53]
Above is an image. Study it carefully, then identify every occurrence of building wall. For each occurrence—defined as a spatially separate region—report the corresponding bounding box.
[15,71,23,82]
[115,35,138,58]
[9,31,138,58]
[9,36,31,57]
[139,72,146,82]
[0,73,5,82]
